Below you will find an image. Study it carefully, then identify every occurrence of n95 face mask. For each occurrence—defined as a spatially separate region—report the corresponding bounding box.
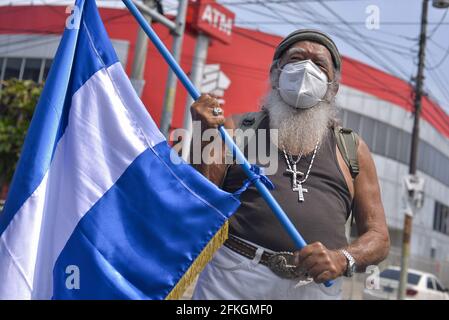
[277,60,329,109]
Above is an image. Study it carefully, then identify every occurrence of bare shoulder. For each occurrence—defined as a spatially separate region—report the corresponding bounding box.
[354,135,383,208]
[356,136,378,178]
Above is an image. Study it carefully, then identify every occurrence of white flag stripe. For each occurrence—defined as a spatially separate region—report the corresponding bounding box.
[0,173,49,299]
[0,63,164,299]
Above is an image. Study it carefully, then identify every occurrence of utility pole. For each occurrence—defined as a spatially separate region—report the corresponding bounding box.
[397,0,449,299]
[397,0,429,300]
[159,0,189,138]
[181,33,210,161]
[130,0,155,97]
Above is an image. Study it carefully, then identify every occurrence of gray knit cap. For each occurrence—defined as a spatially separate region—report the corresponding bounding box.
[273,29,341,71]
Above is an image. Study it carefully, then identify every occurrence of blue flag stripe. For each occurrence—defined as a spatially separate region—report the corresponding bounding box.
[53,141,238,299]
[0,0,118,235]
[0,0,241,299]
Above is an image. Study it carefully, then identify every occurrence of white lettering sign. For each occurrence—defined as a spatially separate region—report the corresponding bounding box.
[201,4,233,36]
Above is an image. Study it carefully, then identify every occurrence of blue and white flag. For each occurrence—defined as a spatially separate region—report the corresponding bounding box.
[0,0,239,299]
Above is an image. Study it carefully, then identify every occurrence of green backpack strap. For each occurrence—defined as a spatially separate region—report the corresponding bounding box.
[334,126,360,234]
[334,126,360,180]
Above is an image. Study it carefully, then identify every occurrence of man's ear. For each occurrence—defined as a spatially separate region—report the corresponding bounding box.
[327,80,339,99]
[332,82,340,96]
[329,69,340,97]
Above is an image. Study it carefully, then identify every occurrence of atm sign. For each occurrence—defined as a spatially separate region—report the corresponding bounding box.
[189,0,235,44]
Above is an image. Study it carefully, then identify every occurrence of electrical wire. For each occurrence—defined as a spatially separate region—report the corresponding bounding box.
[427,8,448,40]
[426,43,449,70]
[258,0,414,96]
[314,0,412,79]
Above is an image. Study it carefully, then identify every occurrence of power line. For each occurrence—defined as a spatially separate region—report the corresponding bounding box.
[235,18,416,55]
[228,0,417,45]
[232,28,278,48]
[218,0,385,4]
[425,53,449,105]
[248,1,414,105]
[426,43,449,70]
[264,0,413,79]
[229,27,414,102]
[427,8,448,39]
[292,2,415,103]
[313,0,413,79]
[234,20,449,26]
[428,37,449,52]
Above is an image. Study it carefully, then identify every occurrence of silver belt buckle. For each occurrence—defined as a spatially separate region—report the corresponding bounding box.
[267,252,308,280]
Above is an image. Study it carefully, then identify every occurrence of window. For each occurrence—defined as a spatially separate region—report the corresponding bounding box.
[3,57,23,80]
[435,280,445,292]
[417,140,426,173]
[430,247,436,259]
[430,150,438,179]
[398,131,411,164]
[0,57,52,83]
[443,156,449,186]
[346,111,361,133]
[360,116,375,150]
[22,58,42,82]
[374,121,388,156]
[421,142,434,177]
[434,202,440,231]
[0,57,4,77]
[427,277,435,290]
[42,59,52,81]
[380,268,421,285]
[338,109,347,125]
[0,57,4,90]
[434,201,449,236]
[387,126,401,161]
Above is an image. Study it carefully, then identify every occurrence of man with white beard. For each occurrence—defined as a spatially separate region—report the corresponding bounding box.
[189,29,390,300]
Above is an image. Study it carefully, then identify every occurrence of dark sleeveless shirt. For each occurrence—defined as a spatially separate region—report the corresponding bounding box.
[223,115,352,252]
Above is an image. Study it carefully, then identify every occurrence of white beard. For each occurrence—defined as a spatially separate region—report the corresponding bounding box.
[263,89,337,156]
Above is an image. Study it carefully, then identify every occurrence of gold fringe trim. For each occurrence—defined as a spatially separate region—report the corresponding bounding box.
[166,221,229,300]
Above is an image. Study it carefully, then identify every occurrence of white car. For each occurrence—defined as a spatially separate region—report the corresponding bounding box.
[363,266,449,300]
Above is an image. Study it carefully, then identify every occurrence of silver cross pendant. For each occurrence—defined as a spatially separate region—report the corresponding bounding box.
[293,183,308,202]
[285,163,304,189]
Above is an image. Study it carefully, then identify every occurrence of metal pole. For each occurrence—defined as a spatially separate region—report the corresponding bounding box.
[132,0,176,31]
[160,0,189,138]
[398,0,429,300]
[130,0,155,97]
[181,33,209,161]
[121,0,334,287]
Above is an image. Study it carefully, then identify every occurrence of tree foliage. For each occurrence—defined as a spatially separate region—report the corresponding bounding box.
[0,79,42,190]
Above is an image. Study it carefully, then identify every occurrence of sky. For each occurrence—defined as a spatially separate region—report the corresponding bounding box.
[2,0,449,113]
[206,0,449,114]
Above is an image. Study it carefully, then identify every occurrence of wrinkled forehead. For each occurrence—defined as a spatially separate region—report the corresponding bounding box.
[282,41,333,63]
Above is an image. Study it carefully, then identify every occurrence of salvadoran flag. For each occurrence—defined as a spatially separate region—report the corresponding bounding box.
[0,0,239,300]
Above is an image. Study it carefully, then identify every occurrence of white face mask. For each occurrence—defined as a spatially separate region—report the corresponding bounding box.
[277,60,329,109]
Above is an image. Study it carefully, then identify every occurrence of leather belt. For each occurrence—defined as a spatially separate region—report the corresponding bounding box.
[224,234,274,267]
[224,235,307,279]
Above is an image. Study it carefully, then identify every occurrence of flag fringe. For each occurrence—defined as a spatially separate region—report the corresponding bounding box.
[166,221,229,300]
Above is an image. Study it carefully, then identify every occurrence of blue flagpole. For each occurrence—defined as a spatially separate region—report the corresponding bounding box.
[122,0,333,287]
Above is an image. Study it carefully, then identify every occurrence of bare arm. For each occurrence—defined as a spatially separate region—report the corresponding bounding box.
[295,138,390,283]
[344,138,390,271]
[189,94,240,186]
